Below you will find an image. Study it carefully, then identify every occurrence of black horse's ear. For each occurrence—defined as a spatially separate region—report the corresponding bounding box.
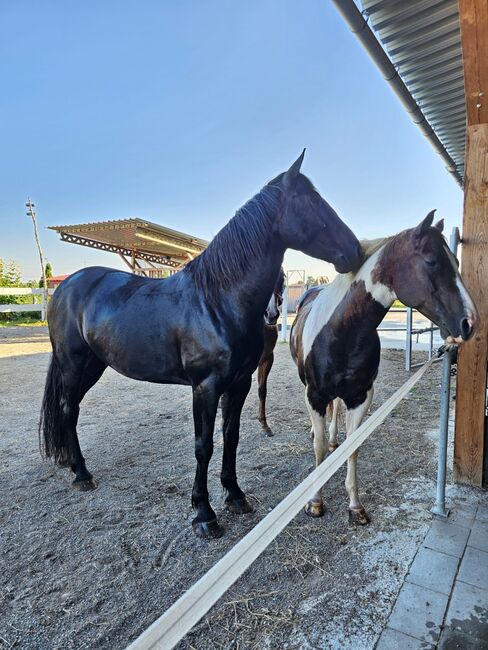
[414,209,436,238]
[283,149,306,186]
[434,218,444,233]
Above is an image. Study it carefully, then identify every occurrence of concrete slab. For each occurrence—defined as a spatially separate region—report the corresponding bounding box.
[458,546,488,591]
[423,519,469,558]
[387,582,448,643]
[476,504,488,523]
[406,546,459,595]
[445,580,488,642]
[446,507,477,529]
[468,520,488,554]
[438,627,488,649]
[376,627,435,649]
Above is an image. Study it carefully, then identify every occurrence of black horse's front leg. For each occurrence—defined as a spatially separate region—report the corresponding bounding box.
[221,374,254,515]
[191,381,222,539]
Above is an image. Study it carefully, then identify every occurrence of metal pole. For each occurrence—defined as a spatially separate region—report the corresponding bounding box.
[432,226,461,518]
[405,307,413,371]
[432,349,452,518]
[429,320,434,359]
[280,286,288,343]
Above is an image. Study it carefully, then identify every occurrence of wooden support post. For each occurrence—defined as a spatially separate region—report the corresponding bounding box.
[454,0,488,486]
[454,125,488,485]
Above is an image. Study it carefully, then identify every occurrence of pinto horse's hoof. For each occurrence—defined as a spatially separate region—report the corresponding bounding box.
[226,497,254,515]
[349,507,370,526]
[261,427,274,438]
[328,442,339,453]
[72,477,98,492]
[305,500,325,518]
[192,519,224,539]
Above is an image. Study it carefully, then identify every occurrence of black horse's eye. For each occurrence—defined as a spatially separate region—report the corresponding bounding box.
[425,259,437,268]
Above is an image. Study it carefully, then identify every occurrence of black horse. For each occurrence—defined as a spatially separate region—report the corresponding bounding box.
[39,151,362,538]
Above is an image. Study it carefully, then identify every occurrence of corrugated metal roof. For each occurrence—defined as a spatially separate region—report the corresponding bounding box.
[360,0,466,182]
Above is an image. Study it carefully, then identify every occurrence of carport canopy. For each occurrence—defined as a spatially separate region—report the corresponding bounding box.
[49,218,208,274]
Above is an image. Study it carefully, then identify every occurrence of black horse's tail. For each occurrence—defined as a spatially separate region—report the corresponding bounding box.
[39,354,70,464]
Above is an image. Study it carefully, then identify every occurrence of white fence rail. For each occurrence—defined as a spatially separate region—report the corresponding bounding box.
[0,288,55,319]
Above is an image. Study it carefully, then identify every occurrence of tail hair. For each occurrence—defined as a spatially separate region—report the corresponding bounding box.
[38,355,71,464]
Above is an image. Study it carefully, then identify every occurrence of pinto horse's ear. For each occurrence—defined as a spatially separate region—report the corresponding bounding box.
[283,149,306,186]
[414,209,436,239]
[434,218,444,233]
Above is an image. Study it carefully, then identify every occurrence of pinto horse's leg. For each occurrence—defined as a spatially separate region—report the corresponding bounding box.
[345,386,374,525]
[191,381,222,539]
[221,374,254,514]
[328,398,341,452]
[257,352,274,436]
[304,388,327,518]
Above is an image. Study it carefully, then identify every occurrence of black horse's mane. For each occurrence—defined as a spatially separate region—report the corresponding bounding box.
[185,180,284,296]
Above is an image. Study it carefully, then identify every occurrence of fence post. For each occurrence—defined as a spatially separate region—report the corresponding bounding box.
[280,286,288,343]
[41,291,46,321]
[405,307,413,371]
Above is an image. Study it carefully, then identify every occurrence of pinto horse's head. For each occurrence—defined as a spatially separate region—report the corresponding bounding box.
[273,151,363,273]
[388,211,478,344]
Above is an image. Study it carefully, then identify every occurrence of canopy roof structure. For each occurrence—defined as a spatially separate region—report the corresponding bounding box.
[49,218,208,275]
[334,0,466,185]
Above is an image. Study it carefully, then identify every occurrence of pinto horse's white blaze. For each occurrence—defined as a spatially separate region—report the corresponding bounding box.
[301,244,394,361]
[443,242,478,343]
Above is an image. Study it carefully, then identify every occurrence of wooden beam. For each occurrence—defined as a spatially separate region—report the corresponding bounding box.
[458,0,488,126]
[454,124,488,485]
[455,1,488,486]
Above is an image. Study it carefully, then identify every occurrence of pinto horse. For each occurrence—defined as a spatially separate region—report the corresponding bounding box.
[257,268,285,436]
[39,151,363,538]
[291,212,478,525]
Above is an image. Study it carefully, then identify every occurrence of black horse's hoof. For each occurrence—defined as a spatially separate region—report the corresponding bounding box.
[72,477,98,492]
[226,497,254,514]
[192,519,224,539]
[349,507,370,526]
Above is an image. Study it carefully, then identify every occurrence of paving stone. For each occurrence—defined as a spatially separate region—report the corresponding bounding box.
[468,520,488,553]
[458,546,488,590]
[476,503,488,523]
[447,507,477,529]
[388,582,448,643]
[445,580,488,641]
[438,627,488,649]
[376,627,435,649]
[406,546,459,595]
[423,519,470,558]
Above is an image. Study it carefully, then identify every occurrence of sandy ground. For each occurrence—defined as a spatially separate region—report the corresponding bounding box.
[0,326,482,650]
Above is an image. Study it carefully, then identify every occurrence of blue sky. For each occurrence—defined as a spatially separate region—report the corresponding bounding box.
[0,0,462,281]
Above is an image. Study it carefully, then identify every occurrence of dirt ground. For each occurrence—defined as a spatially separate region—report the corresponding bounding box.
[0,326,478,650]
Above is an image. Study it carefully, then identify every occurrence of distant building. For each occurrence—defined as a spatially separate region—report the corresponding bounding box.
[48,274,69,289]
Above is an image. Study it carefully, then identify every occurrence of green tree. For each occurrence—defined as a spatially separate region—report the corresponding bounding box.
[0,259,21,287]
[39,262,53,288]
